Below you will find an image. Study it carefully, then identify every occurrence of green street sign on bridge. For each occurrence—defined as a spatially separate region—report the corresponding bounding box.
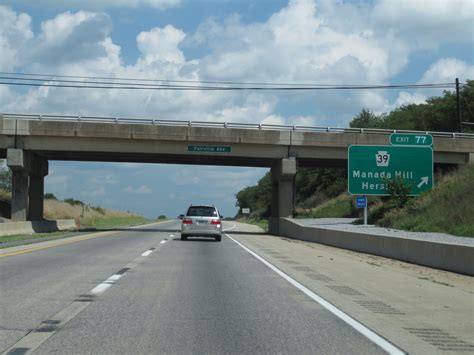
[188,145,231,153]
[348,145,433,196]
[390,133,433,146]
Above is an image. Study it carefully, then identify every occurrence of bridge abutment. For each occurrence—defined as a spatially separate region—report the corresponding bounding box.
[7,149,48,221]
[269,157,296,235]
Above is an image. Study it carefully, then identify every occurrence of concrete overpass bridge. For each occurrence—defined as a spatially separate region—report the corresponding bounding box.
[1,113,473,234]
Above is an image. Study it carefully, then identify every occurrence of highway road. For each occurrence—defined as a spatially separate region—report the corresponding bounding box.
[0,220,394,354]
[2,220,473,354]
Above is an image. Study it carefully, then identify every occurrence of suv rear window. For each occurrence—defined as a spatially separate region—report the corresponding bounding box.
[187,206,218,217]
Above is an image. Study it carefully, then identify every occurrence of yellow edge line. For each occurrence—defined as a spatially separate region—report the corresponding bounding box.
[0,231,118,257]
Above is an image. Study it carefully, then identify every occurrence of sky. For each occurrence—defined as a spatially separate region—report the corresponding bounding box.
[0,0,473,218]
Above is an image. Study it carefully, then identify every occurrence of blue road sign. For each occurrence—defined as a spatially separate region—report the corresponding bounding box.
[356,196,367,208]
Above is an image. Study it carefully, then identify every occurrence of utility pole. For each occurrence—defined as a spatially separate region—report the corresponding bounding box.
[456,78,462,132]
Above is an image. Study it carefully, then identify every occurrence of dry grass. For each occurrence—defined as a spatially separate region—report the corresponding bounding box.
[43,199,142,227]
[0,189,143,228]
[44,199,137,220]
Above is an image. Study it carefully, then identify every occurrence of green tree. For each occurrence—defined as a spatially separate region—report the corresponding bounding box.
[350,80,474,132]
[235,172,272,218]
[349,109,381,128]
[0,163,12,193]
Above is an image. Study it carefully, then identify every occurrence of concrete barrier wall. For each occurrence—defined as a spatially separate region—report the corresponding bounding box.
[0,219,76,237]
[279,218,474,276]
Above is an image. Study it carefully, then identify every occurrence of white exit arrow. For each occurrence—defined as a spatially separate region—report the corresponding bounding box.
[417,176,429,188]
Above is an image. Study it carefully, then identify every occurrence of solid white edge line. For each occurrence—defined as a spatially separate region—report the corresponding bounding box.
[225,233,406,355]
[222,223,237,232]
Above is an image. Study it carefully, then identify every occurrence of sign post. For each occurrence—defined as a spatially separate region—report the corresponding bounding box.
[242,208,250,218]
[356,196,368,225]
[348,145,433,196]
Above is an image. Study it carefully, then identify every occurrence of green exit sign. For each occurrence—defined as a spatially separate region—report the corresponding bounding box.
[188,145,231,153]
[390,133,433,146]
[348,145,433,196]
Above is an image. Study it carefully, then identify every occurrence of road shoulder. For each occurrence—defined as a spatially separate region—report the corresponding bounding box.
[228,229,474,354]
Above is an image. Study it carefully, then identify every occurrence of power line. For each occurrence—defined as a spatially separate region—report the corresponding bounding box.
[0,81,455,91]
[0,71,456,91]
[0,71,339,87]
[0,80,454,92]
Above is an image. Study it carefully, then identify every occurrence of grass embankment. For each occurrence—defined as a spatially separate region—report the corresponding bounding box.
[295,165,474,238]
[379,165,474,237]
[295,194,357,219]
[43,199,151,229]
[0,231,73,245]
[0,193,153,245]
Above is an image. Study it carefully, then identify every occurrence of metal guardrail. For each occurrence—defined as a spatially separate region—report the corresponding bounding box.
[1,112,474,139]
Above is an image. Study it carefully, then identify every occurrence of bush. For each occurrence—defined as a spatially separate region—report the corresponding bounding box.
[44,193,57,200]
[0,167,12,192]
[64,198,84,206]
[157,215,167,220]
[91,206,105,214]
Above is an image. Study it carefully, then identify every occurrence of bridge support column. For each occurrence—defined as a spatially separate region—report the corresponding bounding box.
[7,149,48,221]
[269,157,296,235]
[28,173,46,220]
[11,170,29,221]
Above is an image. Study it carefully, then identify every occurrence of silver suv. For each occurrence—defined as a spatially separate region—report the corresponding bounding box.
[181,205,222,242]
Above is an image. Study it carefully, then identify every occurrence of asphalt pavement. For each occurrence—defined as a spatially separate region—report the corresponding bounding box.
[0,220,387,354]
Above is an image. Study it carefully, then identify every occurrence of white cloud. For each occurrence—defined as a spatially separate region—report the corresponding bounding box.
[137,25,185,64]
[0,6,33,70]
[420,58,474,84]
[393,58,474,108]
[124,185,152,194]
[289,115,322,127]
[373,0,474,49]
[30,11,112,68]
[393,91,427,108]
[0,0,472,127]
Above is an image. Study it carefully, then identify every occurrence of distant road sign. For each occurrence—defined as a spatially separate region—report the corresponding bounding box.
[348,145,433,196]
[356,196,367,208]
[242,208,250,215]
[390,133,433,146]
[188,145,231,153]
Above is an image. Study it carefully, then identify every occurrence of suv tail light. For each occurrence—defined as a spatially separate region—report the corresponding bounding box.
[210,219,221,225]
[182,218,193,224]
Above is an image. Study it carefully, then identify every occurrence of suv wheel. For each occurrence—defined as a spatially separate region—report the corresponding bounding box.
[181,235,187,241]
[215,235,222,242]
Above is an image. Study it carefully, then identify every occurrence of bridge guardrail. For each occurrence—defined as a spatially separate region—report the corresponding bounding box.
[1,112,473,139]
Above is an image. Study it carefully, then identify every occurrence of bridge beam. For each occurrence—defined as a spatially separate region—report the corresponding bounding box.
[7,149,48,221]
[269,157,296,235]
